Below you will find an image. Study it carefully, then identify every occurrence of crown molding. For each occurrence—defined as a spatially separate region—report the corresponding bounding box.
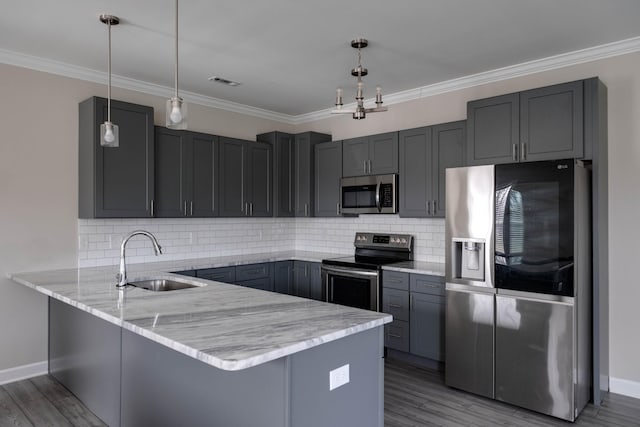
[3,35,640,126]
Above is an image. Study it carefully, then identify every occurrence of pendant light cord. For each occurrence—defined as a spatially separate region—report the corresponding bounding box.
[174,0,179,99]
[107,19,112,123]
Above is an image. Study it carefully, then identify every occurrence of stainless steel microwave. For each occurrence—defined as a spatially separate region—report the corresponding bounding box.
[340,174,398,214]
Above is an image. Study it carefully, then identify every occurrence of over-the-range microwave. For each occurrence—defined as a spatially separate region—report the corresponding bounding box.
[340,173,398,214]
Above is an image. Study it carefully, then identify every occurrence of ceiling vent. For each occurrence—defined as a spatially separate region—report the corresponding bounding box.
[208,76,241,87]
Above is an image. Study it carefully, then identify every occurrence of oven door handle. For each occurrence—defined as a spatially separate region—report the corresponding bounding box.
[322,265,379,278]
[375,181,382,212]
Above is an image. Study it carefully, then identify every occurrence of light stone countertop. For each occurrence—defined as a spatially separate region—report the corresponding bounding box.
[382,261,445,276]
[8,250,391,372]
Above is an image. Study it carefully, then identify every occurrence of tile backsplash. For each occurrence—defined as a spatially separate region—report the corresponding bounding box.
[77,215,444,267]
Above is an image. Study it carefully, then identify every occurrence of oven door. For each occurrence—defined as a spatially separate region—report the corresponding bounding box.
[321,265,380,311]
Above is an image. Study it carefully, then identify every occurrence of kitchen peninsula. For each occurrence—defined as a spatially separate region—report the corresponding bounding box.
[9,252,391,427]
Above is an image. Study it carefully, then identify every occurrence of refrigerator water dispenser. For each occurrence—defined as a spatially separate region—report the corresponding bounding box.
[451,238,485,281]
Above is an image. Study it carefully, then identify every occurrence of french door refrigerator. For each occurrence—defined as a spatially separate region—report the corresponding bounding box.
[445,159,592,422]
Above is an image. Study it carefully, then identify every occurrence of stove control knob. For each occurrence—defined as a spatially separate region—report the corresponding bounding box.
[401,238,407,244]
[391,237,397,243]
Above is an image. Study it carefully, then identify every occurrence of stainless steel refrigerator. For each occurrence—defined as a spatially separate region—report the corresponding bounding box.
[444,160,591,422]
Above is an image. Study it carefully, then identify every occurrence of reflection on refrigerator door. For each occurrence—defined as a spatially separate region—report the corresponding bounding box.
[495,291,574,421]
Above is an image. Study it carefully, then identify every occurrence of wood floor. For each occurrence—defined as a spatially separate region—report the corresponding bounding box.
[1,361,639,426]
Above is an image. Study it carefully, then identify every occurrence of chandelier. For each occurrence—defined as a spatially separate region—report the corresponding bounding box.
[332,38,387,120]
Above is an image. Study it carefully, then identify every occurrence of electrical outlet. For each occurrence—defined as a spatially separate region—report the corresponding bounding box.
[329,364,350,391]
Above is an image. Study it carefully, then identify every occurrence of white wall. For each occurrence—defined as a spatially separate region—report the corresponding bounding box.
[1,51,639,392]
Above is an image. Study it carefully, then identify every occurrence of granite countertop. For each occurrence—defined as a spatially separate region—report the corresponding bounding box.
[8,250,391,372]
[383,261,445,276]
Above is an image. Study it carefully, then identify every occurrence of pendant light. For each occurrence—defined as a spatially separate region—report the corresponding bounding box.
[166,0,187,129]
[332,38,387,120]
[99,14,120,147]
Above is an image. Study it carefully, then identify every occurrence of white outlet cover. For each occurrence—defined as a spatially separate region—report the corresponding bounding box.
[329,364,350,391]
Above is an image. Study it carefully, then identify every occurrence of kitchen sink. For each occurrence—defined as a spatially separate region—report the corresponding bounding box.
[128,278,205,292]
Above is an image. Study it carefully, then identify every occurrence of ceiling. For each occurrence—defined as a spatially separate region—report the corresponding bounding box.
[2,0,640,119]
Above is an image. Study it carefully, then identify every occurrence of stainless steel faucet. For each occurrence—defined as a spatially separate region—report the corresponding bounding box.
[117,230,163,287]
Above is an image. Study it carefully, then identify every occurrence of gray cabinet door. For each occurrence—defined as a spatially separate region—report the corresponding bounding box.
[258,132,294,217]
[273,261,293,294]
[398,127,432,218]
[369,131,399,174]
[467,93,519,166]
[292,261,310,298]
[342,136,369,177]
[294,133,312,217]
[308,262,322,301]
[410,292,445,361]
[246,142,272,217]
[190,132,218,217]
[154,127,190,217]
[432,120,466,217]
[218,137,246,217]
[315,141,343,217]
[520,80,583,161]
[79,97,154,218]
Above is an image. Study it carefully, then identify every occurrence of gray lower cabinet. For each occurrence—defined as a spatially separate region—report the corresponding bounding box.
[154,127,218,217]
[399,121,465,218]
[273,260,293,294]
[315,141,343,217]
[236,262,273,291]
[342,132,398,177]
[467,79,585,165]
[292,261,322,300]
[197,266,236,283]
[219,137,272,217]
[78,97,154,218]
[382,271,445,362]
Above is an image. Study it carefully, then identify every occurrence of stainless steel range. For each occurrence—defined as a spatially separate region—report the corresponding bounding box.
[321,232,413,311]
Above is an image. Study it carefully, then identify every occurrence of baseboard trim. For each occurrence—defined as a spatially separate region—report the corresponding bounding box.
[0,361,48,386]
[610,377,640,399]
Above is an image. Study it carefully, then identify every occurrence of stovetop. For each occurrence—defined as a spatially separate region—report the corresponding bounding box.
[321,255,405,270]
[321,232,414,270]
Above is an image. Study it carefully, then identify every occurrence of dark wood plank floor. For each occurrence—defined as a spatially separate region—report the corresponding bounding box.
[384,358,640,427]
[1,361,639,426]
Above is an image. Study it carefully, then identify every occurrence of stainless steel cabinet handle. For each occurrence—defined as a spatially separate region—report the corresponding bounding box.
[368,159,372,174]
[245,202,248,216]
[250,202,254,217]
[336,203,340,216]
[304,203,308,217]
[150,199,155,217]
[190,201,193,216]
[363,160,367,174]
[184,200,188,216]
[521,143,527,161]
[512,144,518,161]
[433,200,437,215]
[427,200,431,215]
[388,303,402,308]
[388,333,402,339]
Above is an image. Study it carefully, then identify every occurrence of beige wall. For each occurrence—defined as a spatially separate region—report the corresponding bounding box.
[1,51,639,387]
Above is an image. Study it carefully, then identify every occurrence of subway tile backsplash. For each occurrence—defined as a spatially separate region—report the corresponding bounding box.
[77,215,444,267]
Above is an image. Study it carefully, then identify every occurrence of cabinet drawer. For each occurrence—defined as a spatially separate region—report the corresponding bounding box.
[383,271,409,291]
[236,277,273,292]
[196,266,235,283]
[236,263,270,281]
[410,274,444,296]
[385,320,409,353]
[382,288,409,322]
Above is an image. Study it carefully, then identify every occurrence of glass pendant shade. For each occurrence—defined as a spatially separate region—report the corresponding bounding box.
[100,121,119,147]
[166,96,187,129]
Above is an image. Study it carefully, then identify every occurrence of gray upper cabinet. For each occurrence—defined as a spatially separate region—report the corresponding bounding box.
[257,132,294,217]
[467,80,585,165]
[399,121,465,218]
[294,132,332,217]
[219,137,272,217]
[218,137,246,217]
[314,141,343,217]
[246,142,273,217]
[258,131,331,218]
[79,97,154,218]
[342,132,398,177]
[154,128,218,218]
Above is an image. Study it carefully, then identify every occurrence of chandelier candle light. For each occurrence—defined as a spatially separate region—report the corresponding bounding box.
[166,0,187,129]
[99,14,120,147]
[332,38,387,120]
